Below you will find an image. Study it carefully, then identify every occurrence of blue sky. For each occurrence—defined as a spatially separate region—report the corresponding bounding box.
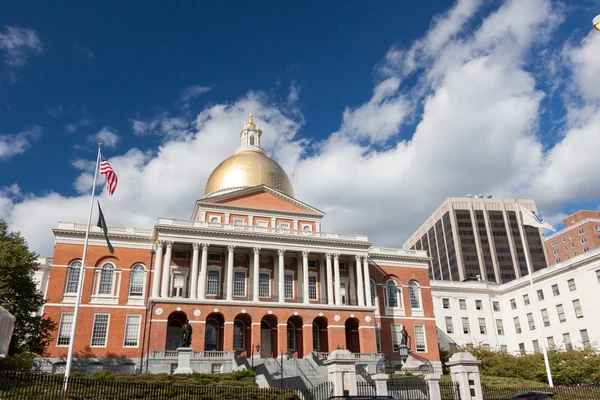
[1,0,600,255]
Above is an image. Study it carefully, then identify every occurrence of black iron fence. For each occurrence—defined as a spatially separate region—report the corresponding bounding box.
[440,381,460,400]
[482,384,600,400]
[387,377,429,399]
[296,382,333,400]
[0,371,301,400]
[357,381,376,396]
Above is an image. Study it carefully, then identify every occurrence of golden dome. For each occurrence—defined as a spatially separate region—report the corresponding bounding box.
[204,149,294,198]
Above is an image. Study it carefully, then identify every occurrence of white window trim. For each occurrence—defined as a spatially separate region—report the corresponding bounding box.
[232,268,247,297]
[90,313,111,348]
[301,224,313,236]
[56,312,74,347]
[308,272,319,301]
[209,216,222,226]
[233,319,245,350]
[206,266,222,296]
[258,269,271,299]
[278,222,291,234]
[284,272,295,299]
[127,264,146,305]
[233,218,246,230]
[385,280,403,311]
[414,324,427,352]
[91,262,121,304]
[170,268,189,298]
[122,315,142,348]
[390,324,403,353]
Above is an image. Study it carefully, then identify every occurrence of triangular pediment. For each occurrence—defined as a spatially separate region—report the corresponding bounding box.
[196,185,324,216]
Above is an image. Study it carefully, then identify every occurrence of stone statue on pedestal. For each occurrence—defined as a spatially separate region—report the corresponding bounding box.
[400,326,409,345]
[181,320,193,348]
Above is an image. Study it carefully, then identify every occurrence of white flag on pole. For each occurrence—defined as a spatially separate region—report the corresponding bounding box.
[517,204,556,231]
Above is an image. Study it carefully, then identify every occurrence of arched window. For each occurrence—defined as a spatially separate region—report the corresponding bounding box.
[233,320,245,349]
[312,322,319,351]
[287,322,296,350]
[210,217,219,223]
[370,279,377,307]
[129,264,145,296]
[205,319,219,350]
[64,260,82,294]
[409,281,421,309]
[249,135,255,146]
[386,280,399,308]
[98,263,115,295]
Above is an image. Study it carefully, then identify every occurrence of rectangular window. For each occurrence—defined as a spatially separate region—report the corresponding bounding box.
[573,299,583,319]
[284,274,294,299]
[257,220,269,232]
[547,337,555,348]
[445,317,454,334]
[519,343,525,352]
[475,300,483,310]
[208,253,222,262]
[233,271,246,297]
[580,329,590,348]
[258,272,270,298]
[375,326,382,353]
[510,299,517,310]
[206,270,220,296]
[459,299,467,310]
[233,218,245,229]
[279,222,290,233]
[339,262,347,271]
[442,298,450,309]
[123,315,141,347]
[578,228,584,235]
[581,237,587,244]
[172,274,185,298]
[541,309,550,327]
[556,304,566,323]
[527,313,535,331]
[478,318,487,334]
[308,275,317,300]
[391,324,403,352]
[551,241,556,247]
[211,364,222,374]
[462,317,470,334]
[514,317,522,334]
[568,279,576,291]
[57,313,74,346]
[64,266,80,294]
[308,260,317,269]
[501,345,507,352]
[492,301,500,312]
[584,247,589,252]
[91,314,110,347]
[563,333,573,350]
[552,284,560,296]
[496,319,504,335]
[553,249,559,255]
[173,250,188,260]
[555,259,561,264]
[414,325,426,352]
[523,294,530,306]
[532,340,540,353]
[537,289,544,301]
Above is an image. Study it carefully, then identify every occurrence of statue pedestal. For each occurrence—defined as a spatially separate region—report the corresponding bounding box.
[174,347,194,374]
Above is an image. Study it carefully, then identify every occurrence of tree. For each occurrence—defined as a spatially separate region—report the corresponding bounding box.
[0,220,55,358]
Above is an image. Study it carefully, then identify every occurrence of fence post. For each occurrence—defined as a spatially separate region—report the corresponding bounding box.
[323,349,358,396]
[372,374,389,396]
[446,352,483,400]
[425,374,442,400]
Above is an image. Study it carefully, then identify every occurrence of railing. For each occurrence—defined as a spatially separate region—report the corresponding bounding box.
[354,353,383,360]
[291,358,314,389]
[357,381,377,396]
[158,218,370,242]
[355,365,375,385]
[150,350,231,359]
[312,352,329,363]
[56,222,153,236]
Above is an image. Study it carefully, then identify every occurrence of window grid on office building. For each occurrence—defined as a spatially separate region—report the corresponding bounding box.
[556,304,566,323]
[206,270,220,295]
[57,313,74,346]
[462,317,470,334]
[541,309,550,327]
[475,300,482,310]
[258,272,270,298]
[527,313,535,330]
[123,315,141,347]
[308,276,317,300]
[510,299,516,309]
[445,317,453,333]
[523,294,530,306]
[284,274,294,299]
[478,318,487,334]
[580,329,590,348]
[414,325,426,352]
[91,314,110,347]
[233,271,246,297]
[532,340,540,353]
[563,333,573,350]
[547,337,555,348]
[492,302,500,312]
[573,299,583,318]
[391,324,403,352]
[552,284,560,296]
[537,289,544,301]
[514,317,521,334]
[459,299,466,310]
[567,279,576,291]
[496,319,504,335]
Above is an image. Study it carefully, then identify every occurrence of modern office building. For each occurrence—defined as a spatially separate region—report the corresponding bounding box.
[404,197,548,284]
[431,247,600,353]
[544,210,600,265]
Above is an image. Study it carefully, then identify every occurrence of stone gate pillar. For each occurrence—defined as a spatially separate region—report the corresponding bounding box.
[323,349,358,396]
[446,352,483,400]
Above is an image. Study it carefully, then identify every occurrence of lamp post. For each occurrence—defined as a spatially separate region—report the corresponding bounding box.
[252,344,261,370]
[594,14,600,31]
[398,343,410,364]
[280,350,292,389]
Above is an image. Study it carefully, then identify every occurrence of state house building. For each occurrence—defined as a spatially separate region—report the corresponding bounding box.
[39,115,440,376]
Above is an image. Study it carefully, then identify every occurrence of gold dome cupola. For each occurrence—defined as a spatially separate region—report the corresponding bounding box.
[203,114,295,198]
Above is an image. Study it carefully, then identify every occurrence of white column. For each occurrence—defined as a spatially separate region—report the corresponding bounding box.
[363,256,372,307]
[297,258,303,301]
[160,241,173,298]
[189,243,200,299]
[278,249,285,303]
[333,253,341,305]
[253,247,260,301]
[273,254,279,301]
[151,241,163,298]
[319,258,326,301]
[355,256,365,307]
[302,251,310,304]
[226,245,234,301]
[198,243,208,300]
[326,253,334,305]
[349,261,356,305]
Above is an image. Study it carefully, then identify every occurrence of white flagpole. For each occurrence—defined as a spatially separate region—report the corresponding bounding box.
[515,199,554,387]
[64,143,102,390]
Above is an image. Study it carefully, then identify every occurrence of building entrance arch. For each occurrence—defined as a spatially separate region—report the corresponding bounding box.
[165,311,187,350]
[204,312,224,351]
[260,315,277,358]
[345,317,360,353]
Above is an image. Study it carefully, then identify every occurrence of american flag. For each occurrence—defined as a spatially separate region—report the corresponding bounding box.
[100,153,118,196]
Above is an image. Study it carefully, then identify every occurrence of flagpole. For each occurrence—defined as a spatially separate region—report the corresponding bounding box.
[64,143,102,391]
[515,199,554,387]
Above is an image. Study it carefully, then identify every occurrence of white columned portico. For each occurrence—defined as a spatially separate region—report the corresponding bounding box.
[333,253,341,305]
[363,256,372,307]
[253,247,260,301]
[189,243,200,299]
[302,251,310,304]
[349,261,356,305]
[319,258,326,301]
[355,256,365,307]
[278,249,285,303]
[326,253,334,305]
[226,245,235,301]
[198,243,208,300]
[160,241,173,298]
[152,241,164,298]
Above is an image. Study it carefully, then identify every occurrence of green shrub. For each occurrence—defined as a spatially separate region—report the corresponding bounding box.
[0,350,34,371]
